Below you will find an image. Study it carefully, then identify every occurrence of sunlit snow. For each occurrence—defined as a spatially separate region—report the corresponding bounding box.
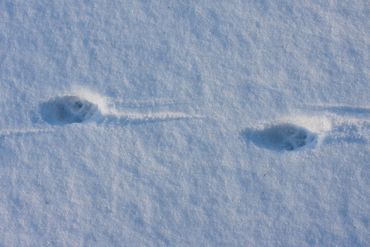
[0,1,369,246]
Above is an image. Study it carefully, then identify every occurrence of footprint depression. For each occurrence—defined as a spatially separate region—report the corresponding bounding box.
[40,96,98,125]
[243,123,318,151]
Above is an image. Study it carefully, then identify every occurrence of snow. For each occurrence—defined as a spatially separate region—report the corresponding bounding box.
[0,0,369,246]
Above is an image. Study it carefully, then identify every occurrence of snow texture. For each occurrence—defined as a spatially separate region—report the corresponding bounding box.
[0,0,369,246]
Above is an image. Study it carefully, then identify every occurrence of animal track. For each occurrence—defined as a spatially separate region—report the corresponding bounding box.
[243,123,317,151]
[39,93,195,126]
[40,96,98,125]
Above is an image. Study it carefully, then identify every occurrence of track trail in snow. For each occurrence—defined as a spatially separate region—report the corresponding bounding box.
[2,91,368,148]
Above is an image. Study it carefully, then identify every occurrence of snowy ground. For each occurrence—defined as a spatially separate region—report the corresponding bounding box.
[0,0,369,246]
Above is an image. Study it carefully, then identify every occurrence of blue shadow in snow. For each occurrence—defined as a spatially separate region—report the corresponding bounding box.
[241,123,317,152]
[39,96,97,125]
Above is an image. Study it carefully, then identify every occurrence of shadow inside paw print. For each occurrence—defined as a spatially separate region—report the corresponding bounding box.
[40,96,98,125]
[242,123,317,151]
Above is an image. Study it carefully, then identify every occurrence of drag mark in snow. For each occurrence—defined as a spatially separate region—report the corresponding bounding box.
[323,119,370,145]
[39,93,196,126]
[0,128,54,138]
[99,111,194,125]
[242,123,317,151]
[299,105,370,145]
[113,98,186,108]
[304,104,370,118]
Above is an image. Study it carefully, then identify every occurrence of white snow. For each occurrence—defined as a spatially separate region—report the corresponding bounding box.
[0,0,369,246]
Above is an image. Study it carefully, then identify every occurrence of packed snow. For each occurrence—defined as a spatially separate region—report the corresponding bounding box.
[0,0,369,246]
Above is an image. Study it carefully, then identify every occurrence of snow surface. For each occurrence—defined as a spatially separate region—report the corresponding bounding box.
[0,0,369,246]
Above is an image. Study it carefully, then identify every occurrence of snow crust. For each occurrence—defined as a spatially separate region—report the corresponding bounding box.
[0,0,369,246]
